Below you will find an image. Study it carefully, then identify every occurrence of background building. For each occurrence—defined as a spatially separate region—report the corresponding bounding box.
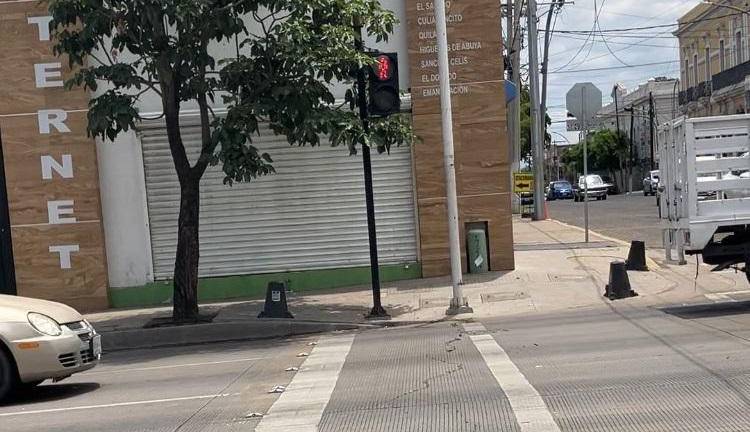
[597,77,680,186]
[676,1,750,117]
[0,0,513,310]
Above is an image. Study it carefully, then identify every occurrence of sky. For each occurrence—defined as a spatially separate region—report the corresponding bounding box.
[537,0,703,145]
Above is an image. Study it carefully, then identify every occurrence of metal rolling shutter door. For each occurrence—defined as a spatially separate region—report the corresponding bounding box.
[140,120,418,280]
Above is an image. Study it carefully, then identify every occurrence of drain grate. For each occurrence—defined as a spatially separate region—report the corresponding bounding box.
[515,241,617,251]
[419,297,451,308]
[547,273,589,282]
[480,292,528,303]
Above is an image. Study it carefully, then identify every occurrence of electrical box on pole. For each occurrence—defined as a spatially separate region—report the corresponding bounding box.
[367,53,401,117]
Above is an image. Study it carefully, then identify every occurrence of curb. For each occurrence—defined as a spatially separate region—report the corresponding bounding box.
[99,320,370,352]
[548,218,661,269]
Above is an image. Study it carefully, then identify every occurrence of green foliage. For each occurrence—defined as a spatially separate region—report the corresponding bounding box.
[48,0,411,185]
[519,84,552,166]
[560,129,629,175]
[48,0,412,319]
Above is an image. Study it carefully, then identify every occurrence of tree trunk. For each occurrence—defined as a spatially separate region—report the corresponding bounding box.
[172,178,200,322]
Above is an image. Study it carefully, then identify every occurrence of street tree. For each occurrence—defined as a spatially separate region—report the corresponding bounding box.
[49,0,412,322]
[561,129,629,184]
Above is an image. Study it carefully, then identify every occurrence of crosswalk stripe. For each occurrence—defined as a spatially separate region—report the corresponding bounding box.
[255,333,355,432]
[466,323,561,432]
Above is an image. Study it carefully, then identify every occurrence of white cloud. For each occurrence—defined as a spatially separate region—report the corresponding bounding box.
[539,0,702,143]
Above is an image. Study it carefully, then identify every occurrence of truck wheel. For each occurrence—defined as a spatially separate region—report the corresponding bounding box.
[0,348,18,403]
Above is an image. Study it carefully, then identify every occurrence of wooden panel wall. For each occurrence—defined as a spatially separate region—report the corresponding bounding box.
[0,1,108,311]
[406,0,514,276]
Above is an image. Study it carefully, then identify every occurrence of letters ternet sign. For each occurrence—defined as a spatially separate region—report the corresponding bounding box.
[0,1,108,310]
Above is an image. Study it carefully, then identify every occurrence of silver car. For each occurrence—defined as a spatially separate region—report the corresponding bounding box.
[643,170,660,196]
[0,294,101,401]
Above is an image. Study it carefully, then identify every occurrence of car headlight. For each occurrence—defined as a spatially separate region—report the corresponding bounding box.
[28,312,62,336]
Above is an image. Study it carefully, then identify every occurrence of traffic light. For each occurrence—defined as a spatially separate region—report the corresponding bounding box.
[367,53,401,117]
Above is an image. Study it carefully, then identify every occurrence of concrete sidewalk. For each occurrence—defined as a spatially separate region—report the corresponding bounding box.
[87,216,750,351]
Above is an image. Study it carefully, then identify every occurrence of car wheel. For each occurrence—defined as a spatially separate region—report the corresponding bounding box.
[0,348,18,402]
[643,190,648,196]
[603,195,608,200]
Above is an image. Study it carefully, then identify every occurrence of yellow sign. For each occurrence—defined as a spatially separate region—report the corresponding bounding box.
[513,173,534,193]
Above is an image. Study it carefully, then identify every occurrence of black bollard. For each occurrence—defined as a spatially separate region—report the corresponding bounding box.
[626,240,649,271]
[258,282,294,319]
[605,261,638,300]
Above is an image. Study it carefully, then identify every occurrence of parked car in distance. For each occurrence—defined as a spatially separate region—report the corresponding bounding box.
[643,170,660,196]
[546,181,574,200]
[601,176,619,195]
[573,175,609,202]
[0,294,101,402]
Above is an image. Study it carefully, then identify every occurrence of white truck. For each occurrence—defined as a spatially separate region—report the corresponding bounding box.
[658,114,750,280]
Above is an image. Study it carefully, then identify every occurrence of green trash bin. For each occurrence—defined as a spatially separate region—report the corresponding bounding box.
[467,229,489,274]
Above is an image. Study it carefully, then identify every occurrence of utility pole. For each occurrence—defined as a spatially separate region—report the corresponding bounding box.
[649,92,655,170]
[508,0,523,213]
[435,0,471,315]
[613,85,622,192]
[354,23,388,319]
[582,86,590,243]
[541,0,563,139]
[628,106,635,193]
[528,0,545,221]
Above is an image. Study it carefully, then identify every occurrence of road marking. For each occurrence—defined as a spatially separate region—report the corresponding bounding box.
[705,293,733,302]
[466,323,561,432]
[255,334,355,432]
[0,393,238,417]
[463,322,486,333]
[84,357,268,375]
[705,289,750,302]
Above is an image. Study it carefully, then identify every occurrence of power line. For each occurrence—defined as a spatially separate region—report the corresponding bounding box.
[594,0,631,67]
[552,0,605,72]
[552,33,678,49]
[549,11,745,34]
[550,60,679,74]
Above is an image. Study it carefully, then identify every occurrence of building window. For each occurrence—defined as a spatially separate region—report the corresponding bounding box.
[684,59,690,88]
[705,47,711,81]
[720,40,726,71]
[693,53,699,87]
[736,31,743,65]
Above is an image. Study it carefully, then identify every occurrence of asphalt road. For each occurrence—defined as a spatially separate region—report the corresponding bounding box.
[4,303,750,431]
[0,337,317,432]
[547,193,664,248]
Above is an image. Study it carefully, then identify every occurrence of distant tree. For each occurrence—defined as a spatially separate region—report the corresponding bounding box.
[561,129,629,181]
[519,85,552,166]
[50,0,412,322]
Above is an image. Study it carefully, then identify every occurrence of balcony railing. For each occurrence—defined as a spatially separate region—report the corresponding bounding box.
[696,81,712,99]
[679,82,712,106]
[713,60,750,92]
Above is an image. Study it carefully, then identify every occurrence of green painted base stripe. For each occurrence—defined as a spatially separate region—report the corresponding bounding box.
[108,262,422,309]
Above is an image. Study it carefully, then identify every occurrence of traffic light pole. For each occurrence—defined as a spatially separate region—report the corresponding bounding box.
[354,25,389,319]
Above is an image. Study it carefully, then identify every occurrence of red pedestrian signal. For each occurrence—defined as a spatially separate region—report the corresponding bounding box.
[374,55,393,81]
[367,52,400,117]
